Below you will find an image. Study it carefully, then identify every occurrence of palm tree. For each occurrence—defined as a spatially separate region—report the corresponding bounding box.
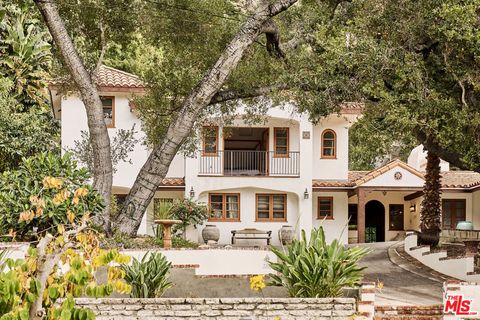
[418,150,442,246]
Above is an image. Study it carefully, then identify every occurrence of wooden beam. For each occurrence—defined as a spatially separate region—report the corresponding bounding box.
[404,191,424,201]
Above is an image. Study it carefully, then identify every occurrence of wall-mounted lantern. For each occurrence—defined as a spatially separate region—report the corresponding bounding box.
[304,188,309,200]
[189,186,195,199]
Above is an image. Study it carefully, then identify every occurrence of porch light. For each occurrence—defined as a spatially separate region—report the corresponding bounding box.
[189,187,195,198]
[304,188,309,199]
[410,204,416,213]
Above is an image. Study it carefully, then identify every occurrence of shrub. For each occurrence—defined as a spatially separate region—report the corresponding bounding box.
[268,227,369,297]
[0,152,104,240]
[0,230,131,319]
[121,252,172,298]
[170,199,208,238]
[147,236,199,249]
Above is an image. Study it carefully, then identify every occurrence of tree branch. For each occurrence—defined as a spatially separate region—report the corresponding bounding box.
[35,0,113,233]
[117,0,299,235]
[93,22,106,80]
[30,224,87,320]
[414,128,480,173]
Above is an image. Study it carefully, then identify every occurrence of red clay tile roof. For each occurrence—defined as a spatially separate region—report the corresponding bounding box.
[312,160,480,190]
[340,102,364,115]
[94,65,144,90]
[159,178,185,187]
[440,171,480,188]
[49,65,145,92]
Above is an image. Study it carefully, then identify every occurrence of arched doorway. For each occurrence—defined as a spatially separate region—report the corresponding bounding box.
[365,200,385,242]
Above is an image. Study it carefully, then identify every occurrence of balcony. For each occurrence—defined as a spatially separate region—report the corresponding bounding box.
[199,150,300,177]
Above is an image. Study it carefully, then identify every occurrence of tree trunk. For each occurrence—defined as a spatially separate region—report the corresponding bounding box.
[418,150,442,247]
[34,0,113,232]
[116,0,299,236]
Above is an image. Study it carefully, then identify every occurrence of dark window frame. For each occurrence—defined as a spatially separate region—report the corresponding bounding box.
[317,197,334,219]
[255,193,287,222]
[208,193,240,222]
[273,127,289,157]
[202,126,219,156]
[389,204,404,231]
[100,96,115,128]
[321,129,336,159]
[442,199,466,229]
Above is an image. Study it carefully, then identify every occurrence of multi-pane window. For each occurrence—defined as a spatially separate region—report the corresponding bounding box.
[318,197,333,219]
[442,199,466,229]
[274,128,289,157]
[203,126,218,155]
[101,96,115,128]
[256,194,287,221]
[389,204,404,231]
[321,129,336,158]
[208,193,240,221]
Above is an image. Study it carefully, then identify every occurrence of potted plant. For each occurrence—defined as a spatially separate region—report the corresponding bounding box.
[153,200,182,249]
[169,199,209,241]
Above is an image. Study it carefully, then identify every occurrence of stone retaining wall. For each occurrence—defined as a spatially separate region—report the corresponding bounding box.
[74,297,357,320]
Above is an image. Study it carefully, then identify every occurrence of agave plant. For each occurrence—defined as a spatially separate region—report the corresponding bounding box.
[268,227,369,298]
[120,252,172,298]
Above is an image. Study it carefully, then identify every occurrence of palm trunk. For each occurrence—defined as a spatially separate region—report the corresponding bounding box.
[116,0,299,236]
[35,0,113,232]
[418,150,442,246]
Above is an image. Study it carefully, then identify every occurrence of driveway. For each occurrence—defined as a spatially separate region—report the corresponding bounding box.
[356,242,444,306]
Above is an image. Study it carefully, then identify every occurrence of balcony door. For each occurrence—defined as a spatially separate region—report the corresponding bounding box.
[223,127,269,176]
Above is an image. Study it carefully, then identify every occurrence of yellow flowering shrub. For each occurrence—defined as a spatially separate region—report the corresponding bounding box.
[249,274,266,292]
[0,228,131,319]
[0,153,105,240]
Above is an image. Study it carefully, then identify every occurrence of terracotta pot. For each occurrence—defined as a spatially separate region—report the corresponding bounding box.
[202,225,220,244]
[278,225,295,245]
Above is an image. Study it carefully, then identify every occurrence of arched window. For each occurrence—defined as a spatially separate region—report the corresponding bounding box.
[321,129,336,158]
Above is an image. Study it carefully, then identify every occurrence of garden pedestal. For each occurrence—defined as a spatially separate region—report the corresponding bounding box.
[154,219,182,249]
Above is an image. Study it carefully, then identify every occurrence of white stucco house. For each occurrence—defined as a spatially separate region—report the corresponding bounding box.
[49,65,480,245]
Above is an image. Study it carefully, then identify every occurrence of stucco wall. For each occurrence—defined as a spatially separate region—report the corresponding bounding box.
[405,233,480,283]
[195,187,301,246]
[123,248,276,276]
[60,93,185,188]
[312,115,351,180]
[313,191,349,244]
[74,297,357,320]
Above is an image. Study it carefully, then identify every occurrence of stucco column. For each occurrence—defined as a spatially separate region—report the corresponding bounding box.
[297,119,313,239]
[357,188,366,243]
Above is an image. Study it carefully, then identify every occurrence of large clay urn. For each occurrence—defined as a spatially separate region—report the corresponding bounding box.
[278,225,295,245]
[202,225,220,244]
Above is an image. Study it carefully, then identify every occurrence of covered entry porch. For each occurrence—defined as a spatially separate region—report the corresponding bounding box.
[348,187,422,243]
[346,159,427,243]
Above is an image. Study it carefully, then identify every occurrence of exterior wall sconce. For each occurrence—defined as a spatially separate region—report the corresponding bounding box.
[189,187,195,198]
[410,204,416,213]
[304,188,309,199]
